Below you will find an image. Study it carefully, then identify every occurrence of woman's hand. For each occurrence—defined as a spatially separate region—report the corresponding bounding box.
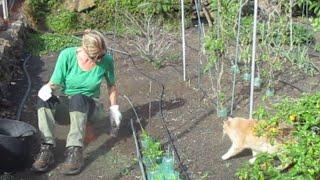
[108,85,121,136]
[109,105,122,137]
[38,84,52,101]
[110,105,122,127]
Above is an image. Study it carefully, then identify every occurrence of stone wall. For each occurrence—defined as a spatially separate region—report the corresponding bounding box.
[0,19,27,104]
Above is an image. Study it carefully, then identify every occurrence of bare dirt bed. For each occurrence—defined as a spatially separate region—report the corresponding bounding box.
[1,27,320,180]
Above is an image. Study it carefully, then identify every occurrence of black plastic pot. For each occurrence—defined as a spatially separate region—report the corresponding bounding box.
[0,118,37,172]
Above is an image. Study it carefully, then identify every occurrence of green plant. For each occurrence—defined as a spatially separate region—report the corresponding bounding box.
[315,44,320,52]
[311,17,320,52]
[46,9,78,34]
[25,32,81,55]
[210,0,240,39]
[23,0,60,29]
[0,174,15,180]
[237,93,320,179]
[296,0,320,16]
[311,18,320,32]
[281,46,318,76]
[140,130,163,170]
[290,24,314,45]
[203,37,225,73]
[137,0,184,16]
[77,1,119,32]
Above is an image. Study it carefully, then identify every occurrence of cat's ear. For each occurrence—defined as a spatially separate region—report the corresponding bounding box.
[227,116,233,121]
[223,119,231,126]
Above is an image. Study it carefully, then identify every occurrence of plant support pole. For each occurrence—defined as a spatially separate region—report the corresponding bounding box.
[2,0,8,20]
[181,0,186,81]
[230,0,243,115]
[249,0,258,119]
[195,0,203,88]
[289,0,293,50]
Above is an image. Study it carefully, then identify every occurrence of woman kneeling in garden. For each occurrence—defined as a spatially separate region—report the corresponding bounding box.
[32,30,122,175]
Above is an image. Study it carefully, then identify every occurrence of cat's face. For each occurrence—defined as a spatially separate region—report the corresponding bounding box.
[222,118,232,134]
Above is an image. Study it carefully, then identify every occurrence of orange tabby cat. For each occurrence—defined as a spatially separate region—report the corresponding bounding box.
[222,117,278,163]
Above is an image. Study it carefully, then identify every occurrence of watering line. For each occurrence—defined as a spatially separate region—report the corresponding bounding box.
[16,54,32,121]
[130,118,147,180]
[122,95,144,130]
[230,0,244,116]
[278,79,308,93]
[249,0,259,119]
[119,93,147,179]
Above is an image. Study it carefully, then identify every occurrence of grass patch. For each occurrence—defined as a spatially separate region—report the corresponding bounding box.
[25,32,81,55]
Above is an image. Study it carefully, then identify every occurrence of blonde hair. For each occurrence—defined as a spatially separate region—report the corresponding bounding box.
[82,29,106,60]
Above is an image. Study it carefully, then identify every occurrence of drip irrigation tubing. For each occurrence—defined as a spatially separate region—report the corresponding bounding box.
[16,54,32,121]
[122,95,144,133]
[278,79,307,93]
[122,94,148,179]
[130,118,147,180]
[115,46,191,180]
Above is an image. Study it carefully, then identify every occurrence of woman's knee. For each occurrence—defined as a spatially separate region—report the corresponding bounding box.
[37,96,59,110]
[69,94,92,113]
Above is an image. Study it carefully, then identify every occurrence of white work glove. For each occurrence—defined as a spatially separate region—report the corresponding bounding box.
[38,84,52,101]
[109,105,122,127]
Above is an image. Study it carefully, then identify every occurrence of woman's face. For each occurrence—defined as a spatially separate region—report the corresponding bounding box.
[82,47,105,62]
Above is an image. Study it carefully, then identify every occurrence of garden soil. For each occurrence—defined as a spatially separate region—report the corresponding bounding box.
[2,28,320,180]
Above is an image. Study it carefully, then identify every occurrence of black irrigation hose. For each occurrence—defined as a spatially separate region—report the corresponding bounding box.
[130,118,147,180]
[116,46,191,180]
[278,79,307,93]
[122,95,147,179]
[16,54,32,121]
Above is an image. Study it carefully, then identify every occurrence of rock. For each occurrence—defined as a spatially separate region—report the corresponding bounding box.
[65,0,96,12]
[0,18,26,102]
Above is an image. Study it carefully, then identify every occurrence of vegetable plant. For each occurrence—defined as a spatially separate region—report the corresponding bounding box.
[140,130,163,170]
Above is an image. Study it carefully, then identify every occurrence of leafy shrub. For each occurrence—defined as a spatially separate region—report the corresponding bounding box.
[107,0,185,15]
[296,0,320,16]
[291,24,314,45]
[315,44,320,52]
[281,46,318,76]
[78,0,190,33]
[46,9,78,34]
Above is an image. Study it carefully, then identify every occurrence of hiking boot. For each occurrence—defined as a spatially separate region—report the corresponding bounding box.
[61,146,84,175]
[32,144,54,172]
